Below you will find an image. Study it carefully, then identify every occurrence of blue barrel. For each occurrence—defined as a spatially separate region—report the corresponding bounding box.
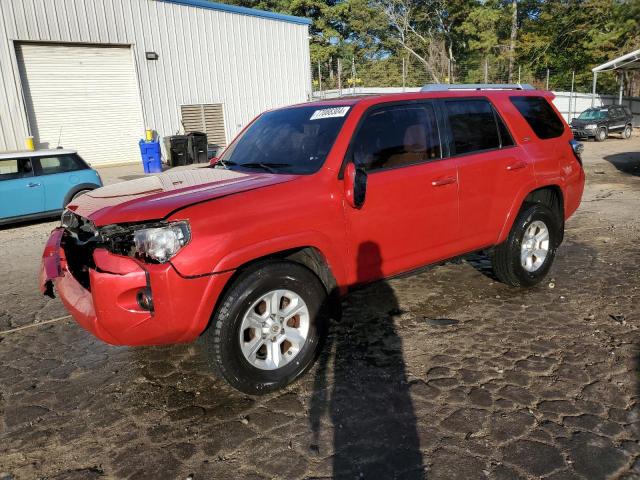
[139,139,162,174]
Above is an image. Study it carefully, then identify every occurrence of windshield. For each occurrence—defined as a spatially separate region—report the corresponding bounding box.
[217,105,350,174]
[577,109,606,120]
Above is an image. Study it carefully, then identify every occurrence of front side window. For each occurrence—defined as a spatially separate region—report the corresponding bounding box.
[445,99,501,155]
[219,105,350,174]
[35,155,83,175]
[351,103,441,172]
[0,158,34,180]
[510,96,565,139]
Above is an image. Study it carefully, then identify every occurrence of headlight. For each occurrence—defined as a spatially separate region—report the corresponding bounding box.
[585,124,597,129]
[132,222,190,263]
[101,221,191,263]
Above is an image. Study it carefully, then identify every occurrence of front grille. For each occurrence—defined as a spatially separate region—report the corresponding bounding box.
[61,212,101,290]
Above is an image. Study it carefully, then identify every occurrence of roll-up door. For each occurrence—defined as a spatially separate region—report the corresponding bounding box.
[17,43,144,166]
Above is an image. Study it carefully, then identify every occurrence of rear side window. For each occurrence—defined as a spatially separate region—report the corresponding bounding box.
[35,155,84,175]
[445,99,501,155]
[510,96,565,139]
[0,158,34,180]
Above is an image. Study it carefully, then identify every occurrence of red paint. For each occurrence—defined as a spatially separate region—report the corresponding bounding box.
[41,90,584,346]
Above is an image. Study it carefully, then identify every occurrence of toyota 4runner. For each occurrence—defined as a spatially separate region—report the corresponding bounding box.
[40,85,585,394]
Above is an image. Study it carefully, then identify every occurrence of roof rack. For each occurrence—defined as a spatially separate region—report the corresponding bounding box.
[421,83,535,92]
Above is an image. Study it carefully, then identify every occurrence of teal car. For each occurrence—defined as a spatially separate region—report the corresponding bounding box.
[0,149,102,225]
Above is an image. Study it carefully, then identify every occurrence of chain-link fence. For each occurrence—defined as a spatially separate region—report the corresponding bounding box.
[310,56,630,100]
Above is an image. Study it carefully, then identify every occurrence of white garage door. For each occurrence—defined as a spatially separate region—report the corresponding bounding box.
[17,43,144,166]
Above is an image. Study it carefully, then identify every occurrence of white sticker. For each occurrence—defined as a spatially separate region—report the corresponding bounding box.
[310,106,350,120]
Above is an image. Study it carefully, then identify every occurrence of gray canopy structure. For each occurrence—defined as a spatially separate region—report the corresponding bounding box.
[592,49,640,106]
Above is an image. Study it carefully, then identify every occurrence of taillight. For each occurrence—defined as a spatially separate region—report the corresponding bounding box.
[569,139,584,167]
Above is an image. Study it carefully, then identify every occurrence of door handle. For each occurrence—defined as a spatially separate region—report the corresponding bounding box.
[431,176,457,187]
[506,161,527,171]
[26,182,41,188]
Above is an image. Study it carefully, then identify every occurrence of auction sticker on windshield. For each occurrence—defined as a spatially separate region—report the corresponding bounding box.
[310,106,350,120]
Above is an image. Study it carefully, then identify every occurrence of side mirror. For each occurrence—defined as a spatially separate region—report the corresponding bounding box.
[344,162,367,209]
[209,156,219,167]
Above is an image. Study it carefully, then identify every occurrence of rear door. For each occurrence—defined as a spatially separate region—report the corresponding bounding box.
[608,107,626,132]
[342,101,459,283]
[32,154,86,211]
[443,98,531,250]
[0,157,44,219]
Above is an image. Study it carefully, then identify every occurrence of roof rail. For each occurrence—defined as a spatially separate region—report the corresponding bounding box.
[421,83,535,92]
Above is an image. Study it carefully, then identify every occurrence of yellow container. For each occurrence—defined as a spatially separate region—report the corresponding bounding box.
[145,129,153,142]
[25,136,35,151]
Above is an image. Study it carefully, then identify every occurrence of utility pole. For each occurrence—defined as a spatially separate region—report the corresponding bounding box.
[317,61,322,97]
[351,57,356,95]
[569,70,575,122]
[508,0,517,83]
[337,58,342,96]
[546,68,550,90]
[402,57,406,92]
[484,58,488,83]
[518,65,521,84]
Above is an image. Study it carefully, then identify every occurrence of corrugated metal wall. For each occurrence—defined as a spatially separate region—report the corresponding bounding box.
[0,0,311,152]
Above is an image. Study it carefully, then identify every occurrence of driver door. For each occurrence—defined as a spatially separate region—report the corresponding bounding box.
[0,157,44,219]
[342,102,460,284]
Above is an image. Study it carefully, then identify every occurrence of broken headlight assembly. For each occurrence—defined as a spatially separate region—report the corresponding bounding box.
[100,221,191,263]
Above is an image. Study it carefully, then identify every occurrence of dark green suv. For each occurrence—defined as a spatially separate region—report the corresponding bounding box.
[570,105,633,142]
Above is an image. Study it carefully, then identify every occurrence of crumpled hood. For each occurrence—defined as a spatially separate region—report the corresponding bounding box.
[68,168,297,226]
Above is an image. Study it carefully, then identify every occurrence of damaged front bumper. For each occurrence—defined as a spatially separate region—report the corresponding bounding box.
[39,227,233,346]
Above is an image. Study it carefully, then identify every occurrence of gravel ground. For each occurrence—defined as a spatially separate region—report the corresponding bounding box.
[0,136,639,479]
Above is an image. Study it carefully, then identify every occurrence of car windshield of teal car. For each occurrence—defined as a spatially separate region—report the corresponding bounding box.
[577,109,607,121]
[216,105,351,175]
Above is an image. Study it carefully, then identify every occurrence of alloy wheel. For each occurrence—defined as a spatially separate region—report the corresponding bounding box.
[520,220,550,272]
[238,289,310,370]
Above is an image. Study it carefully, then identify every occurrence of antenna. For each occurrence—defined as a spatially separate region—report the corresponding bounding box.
[56,126,63,148]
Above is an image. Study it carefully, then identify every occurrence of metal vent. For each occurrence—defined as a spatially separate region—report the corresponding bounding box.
[180,103,227,146]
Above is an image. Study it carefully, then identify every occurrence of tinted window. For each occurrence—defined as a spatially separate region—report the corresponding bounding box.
[495,111,515,147]
[0,158,34,180]
[220,105,349,174]
[351,104,441,172]
[445,99,500,155]
[510,96,565,139]
[35,155,83,175]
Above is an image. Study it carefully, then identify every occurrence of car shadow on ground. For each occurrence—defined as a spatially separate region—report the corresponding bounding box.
[309,241,425,479]
[604,151,640,176]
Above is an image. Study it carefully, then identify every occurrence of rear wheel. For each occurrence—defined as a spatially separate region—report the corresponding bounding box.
[622,125,632,139]
[595,127,607,142]
[492,204,560,287]
[200,261,327,394]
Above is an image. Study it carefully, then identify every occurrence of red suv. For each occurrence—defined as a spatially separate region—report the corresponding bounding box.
[40,86,585,394]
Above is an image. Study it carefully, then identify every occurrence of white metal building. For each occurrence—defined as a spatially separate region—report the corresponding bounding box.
[0,0,312,165]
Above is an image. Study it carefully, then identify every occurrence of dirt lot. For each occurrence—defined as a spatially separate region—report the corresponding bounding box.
[1,136,639,479]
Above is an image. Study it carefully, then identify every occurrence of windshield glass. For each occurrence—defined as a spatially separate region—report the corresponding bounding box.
[578,109,606,120]
[218,105,351,174]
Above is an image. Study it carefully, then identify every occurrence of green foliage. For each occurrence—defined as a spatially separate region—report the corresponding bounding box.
[212,0,640,94]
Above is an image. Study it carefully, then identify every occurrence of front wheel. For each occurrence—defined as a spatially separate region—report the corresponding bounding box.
[200,261,327,394]
[595,127,607,142]
[491,204,561,287]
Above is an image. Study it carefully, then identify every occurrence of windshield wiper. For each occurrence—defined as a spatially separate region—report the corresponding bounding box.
[213,159,239,168]
[238,162,292,173]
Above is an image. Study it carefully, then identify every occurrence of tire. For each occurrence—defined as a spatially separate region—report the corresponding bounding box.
[492,204,561,288]
[622,125,632,139]
[595,127,607,142]
[200,261,327,394]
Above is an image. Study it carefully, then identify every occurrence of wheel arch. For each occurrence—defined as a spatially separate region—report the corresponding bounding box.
[498,184,565,245]
[202,246,342,337]
[63,183,101,207]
